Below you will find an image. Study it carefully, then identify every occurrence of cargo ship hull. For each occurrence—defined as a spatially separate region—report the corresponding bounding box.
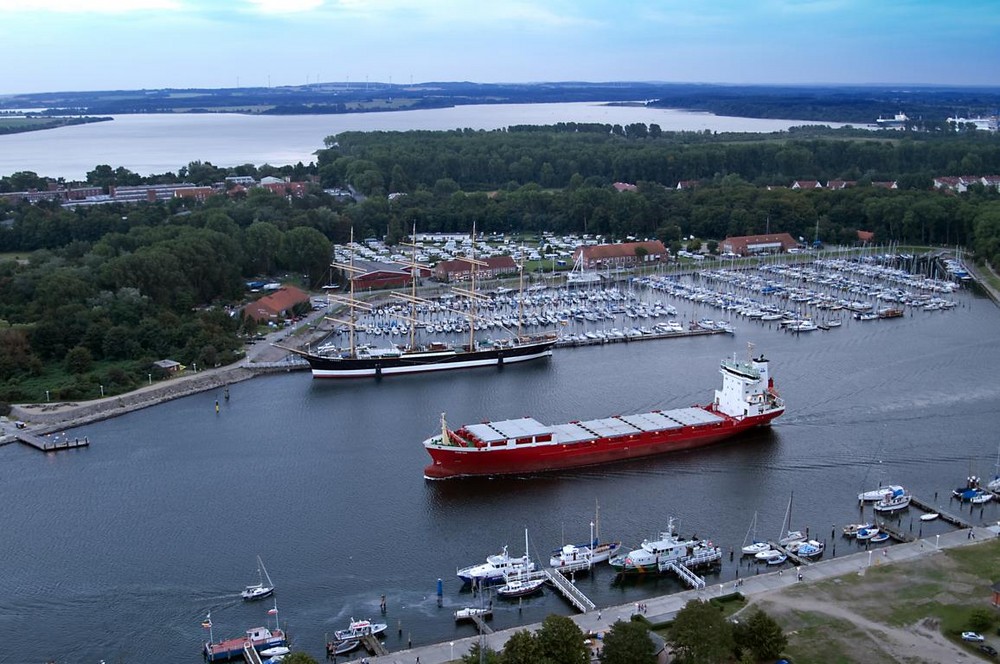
[423,350,784,479]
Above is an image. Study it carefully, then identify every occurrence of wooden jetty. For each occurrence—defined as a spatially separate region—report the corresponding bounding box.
[542,568,595,613]
[909,495,973,529]
[768,541,807,566]
[874,520,916,543]
[360,633,388,656]
[17,431,89,452]
[469,614,493,635]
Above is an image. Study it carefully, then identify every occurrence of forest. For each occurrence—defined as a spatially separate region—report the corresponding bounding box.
[1,125,999,404]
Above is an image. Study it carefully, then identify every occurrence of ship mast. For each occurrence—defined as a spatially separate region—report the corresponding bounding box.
[326,227,368,357]
[517,244,525,338]
[404,223,418,351]
[469,222,477,351]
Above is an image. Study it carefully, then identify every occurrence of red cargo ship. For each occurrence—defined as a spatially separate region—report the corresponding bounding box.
[423,350,784,479]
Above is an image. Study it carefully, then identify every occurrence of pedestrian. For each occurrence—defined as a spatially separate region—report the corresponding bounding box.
[597,609,601,620]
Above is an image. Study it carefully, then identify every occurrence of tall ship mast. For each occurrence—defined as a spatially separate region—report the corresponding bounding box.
[423,344,784,479]
[287,226,557,379]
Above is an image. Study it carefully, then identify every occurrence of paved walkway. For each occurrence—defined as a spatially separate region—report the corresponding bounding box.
[367,524,1000,664]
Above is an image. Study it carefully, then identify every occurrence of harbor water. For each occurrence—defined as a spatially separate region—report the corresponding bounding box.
[3,280,999,663]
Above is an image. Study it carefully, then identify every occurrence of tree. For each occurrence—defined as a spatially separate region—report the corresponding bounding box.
[536,614,589,664]
[732,609,787,662]
[669,599,734,664]
[599,619,656,664]
[65,345,93,374]
[634,245,649,264]
[500,629,544,664]
[280,653,319,664]
[460,641,501,664]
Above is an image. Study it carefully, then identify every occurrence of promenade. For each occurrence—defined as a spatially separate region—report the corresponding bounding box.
[368,523,1000,664]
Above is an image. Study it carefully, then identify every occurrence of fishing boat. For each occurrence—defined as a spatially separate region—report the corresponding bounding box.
[333,618,388,641]
[423,346,784,479]
[287,226,556,379]
[241,555,275,601]
[549,503,621,569]
[457,543,534,586]
[741,511,770,555]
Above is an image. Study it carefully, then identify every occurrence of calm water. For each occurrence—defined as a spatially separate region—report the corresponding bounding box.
[3,278,999,663]
[0,103,846,180]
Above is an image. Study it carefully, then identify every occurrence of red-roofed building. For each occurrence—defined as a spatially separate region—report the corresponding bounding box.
[174,187,215,201]
[572,241,667,269]
[857,230,875,243]
[612,182,638,193]
[434,256,517,282]
[243,286,310,323]
[676,180,700,190]
[352,268,412,291]
[261,181,309,197]
[721,233,798,257]
[791,180,822,190]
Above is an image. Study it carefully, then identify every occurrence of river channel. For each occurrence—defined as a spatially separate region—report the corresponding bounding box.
[3,270,998,663]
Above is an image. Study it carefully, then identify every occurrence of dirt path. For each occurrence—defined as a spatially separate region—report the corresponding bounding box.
[751,589,972,663]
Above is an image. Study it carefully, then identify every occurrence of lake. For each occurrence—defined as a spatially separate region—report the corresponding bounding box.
[2,272,998,663]
[0,103,846,180]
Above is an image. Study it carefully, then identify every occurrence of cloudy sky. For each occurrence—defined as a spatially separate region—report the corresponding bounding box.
[1,0,998,94]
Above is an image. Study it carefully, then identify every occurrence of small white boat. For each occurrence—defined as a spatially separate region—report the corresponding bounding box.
[873,489,911,513]
[260,646,290,658]
[741,511,769,556]
[870,532,890,543]
[766,553,788,566]
[755,549,785,563]
[742,541,771,556]
[856,527,880,541]
[842,522,873,537]
[919,513,940,522]
[454,607,492,622]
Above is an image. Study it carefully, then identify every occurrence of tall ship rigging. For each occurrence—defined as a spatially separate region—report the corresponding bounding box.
[423,345,784,479]
[287,227,556,378]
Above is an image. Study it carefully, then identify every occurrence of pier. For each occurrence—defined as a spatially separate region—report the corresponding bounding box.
[361,634,389,656]
[874,520,916,543]
[16,431,89,452]
[468,614,493,635]
[542,568,595,613]
[241,643,262,664]
[662,561,706,589]
[553,327,726,348]
[768,542,807,566]
[909,495,974,529]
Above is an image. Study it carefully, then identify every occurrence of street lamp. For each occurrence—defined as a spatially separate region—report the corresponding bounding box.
[450,642,454,659]
[100,384,104,397]
[148,373,152,385]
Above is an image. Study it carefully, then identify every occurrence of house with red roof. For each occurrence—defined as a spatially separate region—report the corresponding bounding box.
[433,256,517,282]
[720,233,798,256]
[791,180,823,190]
[572,241,667,269]
[243,286,310,323]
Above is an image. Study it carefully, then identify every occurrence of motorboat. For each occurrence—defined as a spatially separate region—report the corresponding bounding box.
[549,508,621,569]
[842,522,873,537]
[766,553,788,565]
[742,541,771,556]
[496,572,546,599]
[919,513,940,522]
[457,545,534,585]
[873,488,911,513]
[260,646,290,658]
[858,485,904,502]
[609,518,701,574]
[454,607,492,622]
[856,527,880,541]
[796,540,825,559]
[326,639,360,657]
[333,618,388,641]
[870,532,890,543]
[755,549,785,563]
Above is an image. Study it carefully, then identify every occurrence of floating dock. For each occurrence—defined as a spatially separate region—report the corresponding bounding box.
[909,495,973,529]
[361,634,389,656]
[16,432,89,452]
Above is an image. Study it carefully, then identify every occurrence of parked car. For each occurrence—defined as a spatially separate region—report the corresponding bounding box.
[979,644,997,658]
[961,631,984,642]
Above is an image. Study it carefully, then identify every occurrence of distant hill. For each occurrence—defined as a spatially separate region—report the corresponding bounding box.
[1,81,998,124]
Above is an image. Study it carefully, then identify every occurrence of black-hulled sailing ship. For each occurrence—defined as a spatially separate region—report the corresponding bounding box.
[288,227,556,379]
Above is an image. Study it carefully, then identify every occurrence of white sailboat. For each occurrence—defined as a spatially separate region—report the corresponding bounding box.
[777,493,805,546]
[242,555,275,601]
[497,529,545,599]
[741,510,770,555]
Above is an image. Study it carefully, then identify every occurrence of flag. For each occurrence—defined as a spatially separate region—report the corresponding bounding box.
[267,608,278,615]
[202,612,212,629]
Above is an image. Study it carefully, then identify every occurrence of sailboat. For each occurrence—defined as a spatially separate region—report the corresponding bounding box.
[287,225,557,378]
[496,529,546,599]
[241,555,275,601]
[741,511,770,555]
[777,493,805,546]
[988,442,1000,492]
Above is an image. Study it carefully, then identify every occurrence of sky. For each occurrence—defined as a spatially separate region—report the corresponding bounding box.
[1,0,998,95]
